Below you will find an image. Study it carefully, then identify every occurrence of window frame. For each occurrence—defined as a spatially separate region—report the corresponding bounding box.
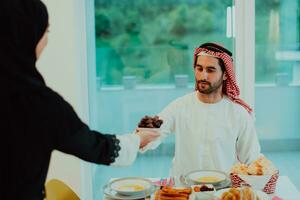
[234,0,255,108]
[73,0,95,199]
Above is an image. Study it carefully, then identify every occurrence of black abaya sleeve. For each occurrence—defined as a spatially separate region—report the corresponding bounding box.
[37,88,121,165]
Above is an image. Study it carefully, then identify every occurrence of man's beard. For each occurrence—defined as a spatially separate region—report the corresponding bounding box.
[196,77,224,94]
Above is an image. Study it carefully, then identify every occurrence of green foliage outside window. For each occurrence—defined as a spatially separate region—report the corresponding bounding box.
[95,0,232,86]
[255,0,300,84]
[95,0,300,86]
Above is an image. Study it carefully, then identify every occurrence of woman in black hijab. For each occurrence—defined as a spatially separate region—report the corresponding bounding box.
[0,0,159,199]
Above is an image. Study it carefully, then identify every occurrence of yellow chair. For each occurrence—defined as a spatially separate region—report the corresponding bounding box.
[45,179,80,200]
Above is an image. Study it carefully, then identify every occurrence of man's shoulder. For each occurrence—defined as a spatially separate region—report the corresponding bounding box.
[223,97,250,118]
[166,91,195,108]
[175,91,195,102]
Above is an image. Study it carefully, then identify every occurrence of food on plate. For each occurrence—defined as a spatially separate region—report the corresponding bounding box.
[193,184,214,192]
[220,188,241,200]
[221,191,236,200]
[220,187,260,200]
[109,177,152,196]
[138,115,163,128]
[197,176,222,183]
[154,186,192,200]
[231,156,277,175]
[241,187,257,200]
[186,170,227,185]
[117,184,145,191]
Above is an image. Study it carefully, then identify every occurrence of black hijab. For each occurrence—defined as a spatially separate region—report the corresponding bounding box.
[0,0,48,84]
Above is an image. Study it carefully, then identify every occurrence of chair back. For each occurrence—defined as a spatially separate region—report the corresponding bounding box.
[45,179,80,200]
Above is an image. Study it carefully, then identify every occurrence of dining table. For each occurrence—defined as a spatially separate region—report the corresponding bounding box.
[103,175,300,200]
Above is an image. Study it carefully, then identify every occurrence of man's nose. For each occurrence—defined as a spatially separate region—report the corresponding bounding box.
[199,71,208,79]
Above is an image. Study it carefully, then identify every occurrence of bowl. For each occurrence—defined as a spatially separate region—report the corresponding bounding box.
[109,177,153,196]
[186,170,228,185]
[191,184,216,200]
[230,170,279,194]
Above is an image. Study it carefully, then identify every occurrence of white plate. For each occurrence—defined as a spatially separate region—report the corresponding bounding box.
[104,184,156,200]
[108,177,153,196]
[185,170,227,185]
[190,184,216,200]
[180,175,231,190]
[215,188,270,200]
[136,128,161,133]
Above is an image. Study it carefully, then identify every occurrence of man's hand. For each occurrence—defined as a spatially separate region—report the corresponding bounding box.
[135,129,160,149]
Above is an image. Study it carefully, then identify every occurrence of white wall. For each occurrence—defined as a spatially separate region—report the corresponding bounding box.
[37,0,84,197]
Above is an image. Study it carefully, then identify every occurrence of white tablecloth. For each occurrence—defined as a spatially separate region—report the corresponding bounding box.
[271,176,300,200]
[104,176,299,200]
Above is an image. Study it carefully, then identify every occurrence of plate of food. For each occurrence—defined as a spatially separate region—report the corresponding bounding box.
[190,184,216,200]
[104,185,156,200]
[185,170,228,185]
[154,186,192,200]
[108,177,153,196]
[215,187,270,200]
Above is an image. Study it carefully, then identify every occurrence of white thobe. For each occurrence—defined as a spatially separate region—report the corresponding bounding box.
[144,91,261,177]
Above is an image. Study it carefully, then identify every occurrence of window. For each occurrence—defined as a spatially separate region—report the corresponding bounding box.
[255,0,300,84]
[254,0,300,143]
[94,0,233,87]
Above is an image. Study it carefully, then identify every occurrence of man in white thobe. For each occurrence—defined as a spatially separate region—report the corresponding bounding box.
[141,42,261,177]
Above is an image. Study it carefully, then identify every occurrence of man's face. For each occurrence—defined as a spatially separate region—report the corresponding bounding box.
[194,55,226,94]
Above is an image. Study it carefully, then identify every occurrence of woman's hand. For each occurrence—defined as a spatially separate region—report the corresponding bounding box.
[135,129,160,149]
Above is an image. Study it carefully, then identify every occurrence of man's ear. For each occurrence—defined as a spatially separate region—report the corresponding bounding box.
[223,72,228,81]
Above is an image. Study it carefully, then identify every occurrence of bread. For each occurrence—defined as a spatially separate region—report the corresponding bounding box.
[231,163,249,175]
[231,156,277,175]
[220,187,260,200]
[240,187,260,200]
